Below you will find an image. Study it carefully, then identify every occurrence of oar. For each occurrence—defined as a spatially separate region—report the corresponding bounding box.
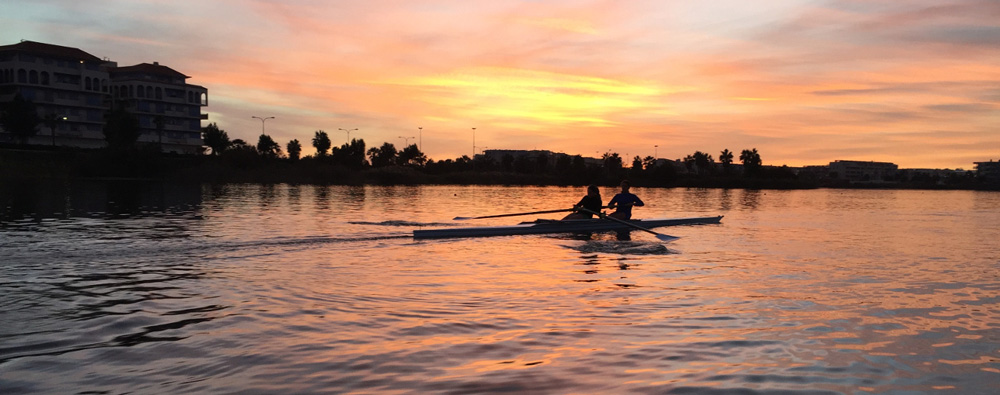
[578,208,679,242]
[453,208,577,221]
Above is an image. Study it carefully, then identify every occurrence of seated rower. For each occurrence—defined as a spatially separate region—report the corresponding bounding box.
[607,180,644,220]
[562,185,603,220]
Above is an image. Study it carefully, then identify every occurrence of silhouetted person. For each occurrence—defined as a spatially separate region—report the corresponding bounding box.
[607,180,644,220]
[562,184,603,220]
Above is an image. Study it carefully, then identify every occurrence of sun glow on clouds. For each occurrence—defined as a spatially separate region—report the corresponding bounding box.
[384,67,667,129]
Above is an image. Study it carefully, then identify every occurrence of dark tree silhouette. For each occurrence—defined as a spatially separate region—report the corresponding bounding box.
[642,156,656,170]
[332,138,367,168]
[104,107,141,150]
[1,94,40,144]
[603,152,623,178]
[631,155,643,171]
[287,139,302,160]
[257,133,281,159]
[312,130,331,157]
[693,151,714,174]
[201,123,230,155]
[397,144,427,167]
[720,149,734,173]
[740,148,763,175]
[42,113,63,146]
[367,142,398,167]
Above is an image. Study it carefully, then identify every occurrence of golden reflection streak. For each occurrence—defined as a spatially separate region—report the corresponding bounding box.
[938,356,997,365]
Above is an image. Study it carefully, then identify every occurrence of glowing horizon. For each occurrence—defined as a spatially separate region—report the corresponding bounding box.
[2,0,997,169]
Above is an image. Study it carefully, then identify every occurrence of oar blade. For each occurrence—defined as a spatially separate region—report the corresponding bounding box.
[655,234,680,242]
[453,216,472,221]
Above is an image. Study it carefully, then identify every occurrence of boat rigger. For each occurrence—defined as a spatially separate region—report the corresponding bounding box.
[412,215,723,239]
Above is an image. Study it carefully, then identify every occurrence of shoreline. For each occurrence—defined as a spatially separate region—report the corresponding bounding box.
[2,147,997,191]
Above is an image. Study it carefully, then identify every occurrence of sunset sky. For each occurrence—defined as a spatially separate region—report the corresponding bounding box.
[3,0,998,168]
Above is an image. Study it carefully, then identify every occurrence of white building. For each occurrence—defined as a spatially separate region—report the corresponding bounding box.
[0,40,207,154]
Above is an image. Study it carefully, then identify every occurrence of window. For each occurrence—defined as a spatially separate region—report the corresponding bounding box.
[40,72,49,85]
[29,70,38,84]
[85,77,92,90]
[137,84,145,98]
[155,87,162,100]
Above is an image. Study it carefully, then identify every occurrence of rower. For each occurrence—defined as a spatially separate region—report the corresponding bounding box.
[562,185,603,220]
[607,180,644,220]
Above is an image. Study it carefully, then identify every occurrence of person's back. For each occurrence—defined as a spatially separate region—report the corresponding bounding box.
[608,181,643,220]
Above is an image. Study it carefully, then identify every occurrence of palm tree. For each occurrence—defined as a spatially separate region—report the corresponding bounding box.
[201,123,230,155]
[720,149,734,174]
[42,113,63,147]
[312,130,331,156]
[740,148,762,175]
[287,139,302,160]
[256,133,282,159]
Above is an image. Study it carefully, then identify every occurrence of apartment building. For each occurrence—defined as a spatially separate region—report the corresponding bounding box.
[0,40,207,153]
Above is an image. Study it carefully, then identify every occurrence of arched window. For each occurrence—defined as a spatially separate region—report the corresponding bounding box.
[29,70,38,84]
[18,69,27,83]
[146,86,153,98]
[129,85,134,98]
[40,72,49,85]
[85,77,92,90]
[94,79,101,91]
[137,84,145,98]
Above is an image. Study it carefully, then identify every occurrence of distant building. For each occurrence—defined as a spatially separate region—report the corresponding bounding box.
[108,62,208,154]
[796,165,830,180]
[0,40,207,153]
[828,160,898,183]
[975,160,1000,182]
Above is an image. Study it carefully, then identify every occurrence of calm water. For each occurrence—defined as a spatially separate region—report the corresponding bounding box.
[1,182,998,394]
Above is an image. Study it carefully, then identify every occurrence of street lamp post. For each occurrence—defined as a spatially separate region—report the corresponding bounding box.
[398,136,414,147]
[471,127,477,171]
[251,116,275,135]
[339,128,358,143]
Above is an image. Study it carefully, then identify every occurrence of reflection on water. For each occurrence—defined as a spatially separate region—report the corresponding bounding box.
[1,182,998,394]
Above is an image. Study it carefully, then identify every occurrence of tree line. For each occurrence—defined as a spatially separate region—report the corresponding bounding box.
[198,122,787,187]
